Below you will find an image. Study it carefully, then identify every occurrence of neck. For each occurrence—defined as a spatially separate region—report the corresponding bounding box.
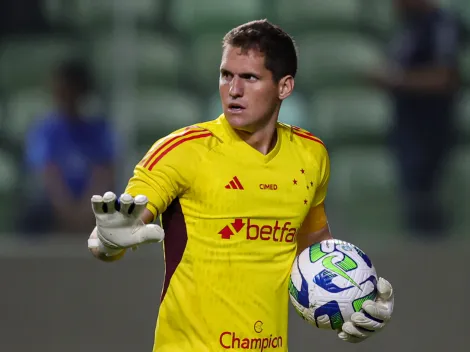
[234,119,278,155]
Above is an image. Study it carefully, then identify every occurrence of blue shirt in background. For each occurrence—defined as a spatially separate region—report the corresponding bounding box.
[26,113,116,199]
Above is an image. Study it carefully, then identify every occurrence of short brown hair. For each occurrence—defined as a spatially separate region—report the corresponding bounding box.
[222,19,298,82]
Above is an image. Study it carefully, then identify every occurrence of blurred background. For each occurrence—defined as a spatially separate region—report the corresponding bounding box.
[0,0,469,351]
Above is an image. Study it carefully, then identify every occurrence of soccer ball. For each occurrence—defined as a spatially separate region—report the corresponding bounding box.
[289,239,378,330]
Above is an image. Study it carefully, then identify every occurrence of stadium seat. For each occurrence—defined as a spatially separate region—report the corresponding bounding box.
[169,0,263,35]
[0,100,4,124]
[309,87,392,146]
[328,146,400,234]
[329,147,397,198]
[278,93,310,129]
[43,0,163,30]
[0,36,81,92]
[5,89,53,141]
[440,0,470,27]
[275,0,360,31]
[0,150,18,193]
[441,145,470,233]
[187,33,224,94]
[206,92,223,120]
[358,0,396,38]
[460,46,470,86]
[91,32,183,89]
[0,150,19,232]
[135,89,203,144]
[294,32,385,92]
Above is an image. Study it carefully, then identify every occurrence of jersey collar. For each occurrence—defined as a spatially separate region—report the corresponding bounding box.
[217,114,282,164]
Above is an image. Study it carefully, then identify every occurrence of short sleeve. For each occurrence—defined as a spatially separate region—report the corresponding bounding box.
[125,163,188,219]
[299,203,328,234]
[297,145,330,235]
[312,145,330,207]
[125,128,209,217]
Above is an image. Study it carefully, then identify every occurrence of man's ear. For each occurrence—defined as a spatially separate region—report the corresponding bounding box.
[278,75,294,101]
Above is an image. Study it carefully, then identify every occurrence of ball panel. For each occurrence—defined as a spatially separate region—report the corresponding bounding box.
[354,245,374,268]
[313,301,345,330]
[352,275,378,312]
[309,242,328,263]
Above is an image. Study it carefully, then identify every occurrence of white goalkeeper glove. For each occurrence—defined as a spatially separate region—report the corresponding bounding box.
[337,277,394,343]
[87,192,165,256]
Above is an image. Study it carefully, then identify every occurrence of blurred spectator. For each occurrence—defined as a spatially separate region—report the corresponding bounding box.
[22,60,116,235]
[369,0,464,237]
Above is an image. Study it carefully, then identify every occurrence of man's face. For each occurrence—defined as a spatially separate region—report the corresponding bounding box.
[219,45,281,132]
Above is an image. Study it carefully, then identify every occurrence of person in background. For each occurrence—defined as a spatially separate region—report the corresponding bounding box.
[369,0,463,237]
[23,60,116,235]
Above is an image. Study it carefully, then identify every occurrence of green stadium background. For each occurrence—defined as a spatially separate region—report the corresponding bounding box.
[0,1,469,351]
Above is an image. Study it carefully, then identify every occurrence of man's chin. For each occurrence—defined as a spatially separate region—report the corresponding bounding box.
[225,112,248,129]
[226,114,264,135]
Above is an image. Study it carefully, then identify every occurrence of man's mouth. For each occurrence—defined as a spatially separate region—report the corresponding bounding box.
[228,103,245,112]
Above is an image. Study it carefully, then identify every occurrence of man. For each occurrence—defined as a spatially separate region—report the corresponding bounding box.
[88,20,394,351]
[369,0,462,236]
[24,60,115,234]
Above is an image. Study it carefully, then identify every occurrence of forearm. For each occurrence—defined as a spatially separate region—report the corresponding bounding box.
[297,225,332,255]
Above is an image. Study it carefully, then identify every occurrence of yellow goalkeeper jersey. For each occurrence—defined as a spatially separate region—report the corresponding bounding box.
[125,114,330,352]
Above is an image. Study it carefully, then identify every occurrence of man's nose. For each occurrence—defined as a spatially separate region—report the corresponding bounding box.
[229,77,244,98]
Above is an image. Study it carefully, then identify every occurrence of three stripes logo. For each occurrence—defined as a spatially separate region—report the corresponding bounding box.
[225,176,244,190]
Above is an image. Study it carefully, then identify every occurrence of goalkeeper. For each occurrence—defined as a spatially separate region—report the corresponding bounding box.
[88,20,394,352]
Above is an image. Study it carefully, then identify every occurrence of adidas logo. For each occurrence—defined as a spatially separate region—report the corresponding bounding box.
[225,176,244,190]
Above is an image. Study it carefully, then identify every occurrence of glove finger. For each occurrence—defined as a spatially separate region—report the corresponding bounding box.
[337,330,363,343]
[103,192,117,214]
[88,227,99,249]
[377,277,394,301]
[132,195,149,216]
[351,312,383,331]
[138,224,165,243]
[342,321,374,339]
[119,194,134,215]
[91,195,104,214]
[362,300,392,322]
[315,314,332,329]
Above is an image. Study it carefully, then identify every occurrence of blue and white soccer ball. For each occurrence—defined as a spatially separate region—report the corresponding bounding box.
[289,239,378,330]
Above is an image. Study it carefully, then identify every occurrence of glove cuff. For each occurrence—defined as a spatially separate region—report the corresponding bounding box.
[88,237,124,257]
